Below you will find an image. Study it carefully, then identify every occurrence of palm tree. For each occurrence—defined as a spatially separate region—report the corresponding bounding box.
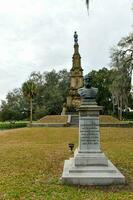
[22,80,37,124]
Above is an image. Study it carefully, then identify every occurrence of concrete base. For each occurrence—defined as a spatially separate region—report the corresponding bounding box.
[61,158,125,185]
[74,149,108,166]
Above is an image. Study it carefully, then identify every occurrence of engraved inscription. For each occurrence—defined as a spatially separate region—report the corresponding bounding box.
[79,117,100,151]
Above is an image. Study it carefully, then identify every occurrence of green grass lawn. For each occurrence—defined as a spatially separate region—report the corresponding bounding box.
[0,127,133,200]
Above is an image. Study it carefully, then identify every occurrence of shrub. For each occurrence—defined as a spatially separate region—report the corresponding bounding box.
[0,122,27,130]
[123,112,133,120]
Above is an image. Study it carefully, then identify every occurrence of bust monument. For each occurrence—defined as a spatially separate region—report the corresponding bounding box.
[78,74,98,104]
[62,73,125,185]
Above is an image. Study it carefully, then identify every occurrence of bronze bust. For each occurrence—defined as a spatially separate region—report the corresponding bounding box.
[78,74,98,100]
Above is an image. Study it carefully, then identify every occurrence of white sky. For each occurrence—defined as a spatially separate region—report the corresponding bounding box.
[0,0,132,101]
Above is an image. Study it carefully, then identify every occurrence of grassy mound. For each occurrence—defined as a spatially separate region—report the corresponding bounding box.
[0,127,133,199]
[100,115,120,123]
[38,115,68,124]
[38,115,120,124]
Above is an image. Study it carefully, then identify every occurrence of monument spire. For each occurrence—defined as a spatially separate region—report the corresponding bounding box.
[72,31,82,70]
[65,32,84,111]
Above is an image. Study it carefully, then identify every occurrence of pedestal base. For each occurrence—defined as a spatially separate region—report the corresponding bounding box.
[61,158,125,185]
[61,103,125,185]
[74,149,108,166]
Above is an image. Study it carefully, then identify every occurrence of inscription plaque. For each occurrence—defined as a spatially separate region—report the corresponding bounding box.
[79,117,100,151]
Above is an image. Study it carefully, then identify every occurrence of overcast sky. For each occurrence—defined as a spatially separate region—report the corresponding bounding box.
[0,0,132,101]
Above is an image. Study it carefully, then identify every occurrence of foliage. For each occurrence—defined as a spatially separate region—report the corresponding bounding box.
[0,122,27,130]
[0,66,132,121]
[0,89,29,121]
[128,94,133,109]
[117,32,133,76]
[22,80,37,99]
[110,32,133,120]
[89,68,113,114]
[0,69,69,121]
[0,127,133,199]
[34,69,69,116]
[22,79,38,123]
[123,111,133,120]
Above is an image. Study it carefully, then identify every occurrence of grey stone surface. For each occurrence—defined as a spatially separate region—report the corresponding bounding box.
[62,159,125,185]
[79,116,100,152]
[74,149,108,166]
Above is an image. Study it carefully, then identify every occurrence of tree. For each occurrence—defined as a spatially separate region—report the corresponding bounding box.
[0,69,70,121]
[0,89,28,121]
[22,80,37,124]
[89,68,113,114]
[29,71,46,119]
[42,69,69,115]
[115,33,133,77]
[58,69,70,102]
[22,69,69,118]
[110,33,133,120]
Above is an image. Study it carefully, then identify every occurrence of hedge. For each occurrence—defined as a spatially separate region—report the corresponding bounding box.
[0,122,27,130]
[123,112,133,120]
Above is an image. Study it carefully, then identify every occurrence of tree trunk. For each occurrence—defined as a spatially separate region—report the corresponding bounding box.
[117,98,120,119]
[112,96,115,115]
[30,98,33,124]
[119,96,123,121]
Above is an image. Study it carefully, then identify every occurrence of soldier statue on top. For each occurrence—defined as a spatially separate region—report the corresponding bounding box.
[74,31,78,44]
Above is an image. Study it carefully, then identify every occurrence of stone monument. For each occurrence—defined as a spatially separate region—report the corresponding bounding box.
[66,32,83,111]
[61,74,125,185]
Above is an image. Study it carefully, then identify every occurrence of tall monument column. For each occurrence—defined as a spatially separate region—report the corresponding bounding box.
[66,32,83,111]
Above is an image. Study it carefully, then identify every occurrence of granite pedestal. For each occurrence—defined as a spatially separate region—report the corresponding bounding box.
[61,103,125,185]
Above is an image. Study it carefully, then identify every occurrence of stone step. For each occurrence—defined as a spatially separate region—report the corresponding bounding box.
[70,115,79,125]
[62,174,125,186]
[63,173,123,178]
[69,169,116,173]
[62,159,125,185]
